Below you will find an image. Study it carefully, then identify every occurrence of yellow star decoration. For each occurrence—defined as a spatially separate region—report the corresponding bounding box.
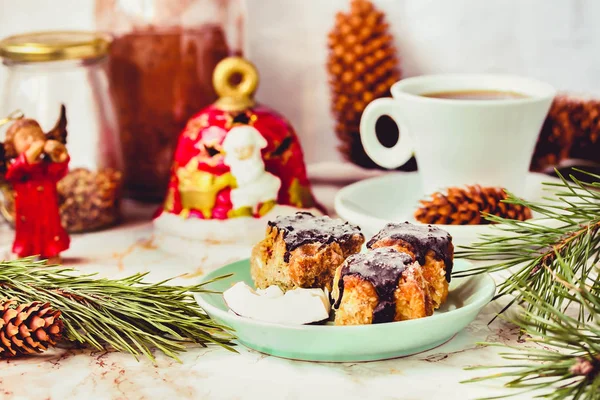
[227,206,253,218]
[288,178,315,208]
[257,200,276,216]
[227,200,276,219]
[184,115,209,140]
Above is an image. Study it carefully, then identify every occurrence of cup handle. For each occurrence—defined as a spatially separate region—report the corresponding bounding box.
[359,98,414,169]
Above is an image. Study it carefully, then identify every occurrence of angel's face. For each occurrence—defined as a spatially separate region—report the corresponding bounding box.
[13,126,45,154]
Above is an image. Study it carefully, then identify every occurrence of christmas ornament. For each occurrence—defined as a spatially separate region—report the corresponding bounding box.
[531,94,600,172]
[327,0,411,170]
[457,170,600,399]
[0,105,70,263]
[414,185,532,225]
[153,56,322,255]
[0,258,234,362]
[0,299,63,358]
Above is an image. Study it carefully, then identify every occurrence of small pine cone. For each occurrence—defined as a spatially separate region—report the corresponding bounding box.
[327,0,407,169]
[57,168,122,232]
[0,300,63,358]
[414,185,533,225]
[531,94,600,172]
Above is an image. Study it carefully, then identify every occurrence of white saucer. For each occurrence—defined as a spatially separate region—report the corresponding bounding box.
[334,172,563,247]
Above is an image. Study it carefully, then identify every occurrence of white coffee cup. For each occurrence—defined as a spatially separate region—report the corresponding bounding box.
[360,74,556,197]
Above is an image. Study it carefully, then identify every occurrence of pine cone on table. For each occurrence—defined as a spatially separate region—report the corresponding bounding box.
[327,0,406,169]
[414,185,533,225]
[0,300,63,358]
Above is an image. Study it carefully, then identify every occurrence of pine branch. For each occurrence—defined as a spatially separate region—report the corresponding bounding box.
[456,169,600,398]
[455,169,600,327]
[463,268,600,400]
[0,258,236,362]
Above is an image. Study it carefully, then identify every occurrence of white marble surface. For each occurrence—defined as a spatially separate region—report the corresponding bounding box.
[0,182,550,400]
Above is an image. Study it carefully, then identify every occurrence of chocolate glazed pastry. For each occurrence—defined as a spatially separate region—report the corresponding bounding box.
[268,211,363,262]
[367,222,454,309]
[332,248,432,325]
[251,212,365,291]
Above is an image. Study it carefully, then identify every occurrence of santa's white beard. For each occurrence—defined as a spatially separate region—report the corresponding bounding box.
[227,155,265,186]
[225,153,281,210]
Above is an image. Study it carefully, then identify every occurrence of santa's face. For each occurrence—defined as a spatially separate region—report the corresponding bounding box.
[222,126,267,161]
[232,145,254,161]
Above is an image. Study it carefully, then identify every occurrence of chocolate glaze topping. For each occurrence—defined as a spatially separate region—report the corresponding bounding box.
[335,248,414,323]
[268,212,362,262]
[367,222,453,282]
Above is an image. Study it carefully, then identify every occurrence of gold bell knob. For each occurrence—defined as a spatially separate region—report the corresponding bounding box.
[213,57,259,112]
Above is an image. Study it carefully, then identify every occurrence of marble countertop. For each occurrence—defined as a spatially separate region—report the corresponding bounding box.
[0,182,542,400]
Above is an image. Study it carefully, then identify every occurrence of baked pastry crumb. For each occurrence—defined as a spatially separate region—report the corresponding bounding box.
[367,222,454,309]
[251,212,364,291]
[332,247,432,325]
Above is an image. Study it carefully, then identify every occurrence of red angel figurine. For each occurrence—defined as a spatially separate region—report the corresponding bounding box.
[1,106,70,263]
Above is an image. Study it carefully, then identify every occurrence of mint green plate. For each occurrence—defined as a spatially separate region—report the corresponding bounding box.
[194,259,495,362]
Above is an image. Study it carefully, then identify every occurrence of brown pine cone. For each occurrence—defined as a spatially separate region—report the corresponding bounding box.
[0,300,63,358]
[57,168,122,232]
[414,185,533,225]
[327,0,409,170]
[531,94,600,172]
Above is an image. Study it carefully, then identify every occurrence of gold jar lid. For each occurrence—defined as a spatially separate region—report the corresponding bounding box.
[0,31,111,63]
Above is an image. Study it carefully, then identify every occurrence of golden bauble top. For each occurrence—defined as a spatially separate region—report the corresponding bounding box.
[213,57,259,111]
[0,31,111,63]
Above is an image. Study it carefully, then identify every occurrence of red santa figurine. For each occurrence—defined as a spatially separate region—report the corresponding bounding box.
[1,106,70,264]
[153,57,323,259]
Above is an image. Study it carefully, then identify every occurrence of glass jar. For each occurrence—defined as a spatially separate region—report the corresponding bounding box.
[0,31,123,232]
[95,0,245,202]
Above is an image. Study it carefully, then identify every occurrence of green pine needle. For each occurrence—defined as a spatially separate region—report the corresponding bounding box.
[456,169,600,399]
[456,169,600,327]
[463,275,600,400]
[0,258,236,363]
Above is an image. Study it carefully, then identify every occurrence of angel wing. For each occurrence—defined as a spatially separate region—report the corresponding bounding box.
[45,104,67,144]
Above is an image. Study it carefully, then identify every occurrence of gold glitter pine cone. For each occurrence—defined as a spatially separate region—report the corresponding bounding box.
[0,300,63,358]
[414,185,533,225]
[327,0,401,169]
[57,168,122,232]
